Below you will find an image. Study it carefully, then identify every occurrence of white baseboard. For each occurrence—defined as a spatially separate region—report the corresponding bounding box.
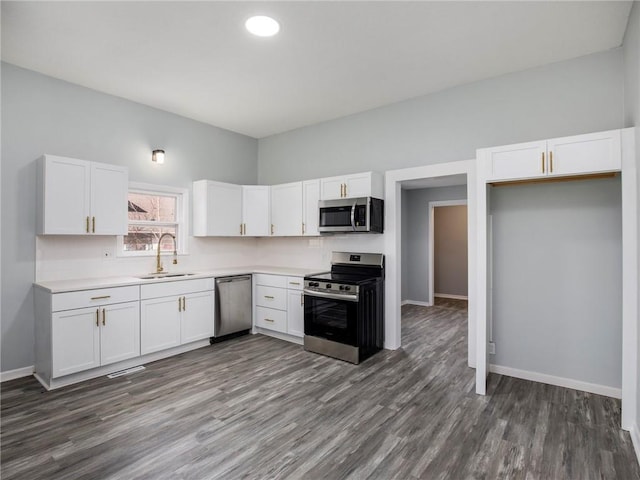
[1,366,34,382]
[631,423,640,465]
[490,364,622,399]
[401,300,432,307]
[434,293,468,300]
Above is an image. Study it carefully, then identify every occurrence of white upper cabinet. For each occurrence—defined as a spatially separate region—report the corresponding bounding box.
[90,162,129,235]
[302,179,320,236]
[483,130,622,182]
[483,141,547,182]
[320,171,384,200]
[193,181,269,237]
[37,155,127,235]
[546,130,621,176]
[193,180,242,236]
[271,182,303,236]
[242,185,271,236]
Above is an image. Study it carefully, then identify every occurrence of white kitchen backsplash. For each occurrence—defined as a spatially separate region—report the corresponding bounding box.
[256,235,385,270]
[35,235,261,282]
[35,233,386,282]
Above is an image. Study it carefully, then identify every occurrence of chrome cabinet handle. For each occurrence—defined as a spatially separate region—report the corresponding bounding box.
[86,216,90,233]
[96,309,100,327]
[264,295,274,299]
[182,296,186,311]
[102,308,106,326]
[90,295,111,300]
[264,318,274,323]
[550,151,554,173]
[92,216,96,233]
[178,297,182,312]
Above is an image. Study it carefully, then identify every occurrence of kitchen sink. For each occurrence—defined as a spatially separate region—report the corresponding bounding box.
[137,273,197,280]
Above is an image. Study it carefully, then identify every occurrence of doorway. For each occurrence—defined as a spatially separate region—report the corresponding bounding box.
[429,201,468,306]
[384,160,476,368]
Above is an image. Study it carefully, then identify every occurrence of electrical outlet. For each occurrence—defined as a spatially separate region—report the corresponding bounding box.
[489,342,496,355]
[103,250,113,259]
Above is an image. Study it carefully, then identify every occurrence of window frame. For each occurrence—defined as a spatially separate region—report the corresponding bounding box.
[117,182,189,257]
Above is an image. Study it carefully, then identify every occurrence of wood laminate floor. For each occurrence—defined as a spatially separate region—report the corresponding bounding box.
[2,301,638,479]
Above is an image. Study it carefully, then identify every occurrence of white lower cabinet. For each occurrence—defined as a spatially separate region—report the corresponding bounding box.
[140,296,182,355]
[287,289,304,337]
[253,274,304,339]
[42,286,140,379]
[140,278,215,354]
[181,291,216,344]
[52,307,100,377]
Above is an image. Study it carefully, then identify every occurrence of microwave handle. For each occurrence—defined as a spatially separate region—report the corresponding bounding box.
[350,201,357,231]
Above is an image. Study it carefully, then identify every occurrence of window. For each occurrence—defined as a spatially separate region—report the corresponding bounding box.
[118,183,188,256]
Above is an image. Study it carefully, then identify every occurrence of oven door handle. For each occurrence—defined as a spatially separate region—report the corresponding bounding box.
[304,289,359,302]
[350,201,357,231]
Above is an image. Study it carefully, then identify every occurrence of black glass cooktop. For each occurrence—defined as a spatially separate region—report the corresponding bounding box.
[305,272,377,284]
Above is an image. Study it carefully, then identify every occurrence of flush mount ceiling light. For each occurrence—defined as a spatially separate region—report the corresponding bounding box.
[245,15,280,37]
[152,149,165,164]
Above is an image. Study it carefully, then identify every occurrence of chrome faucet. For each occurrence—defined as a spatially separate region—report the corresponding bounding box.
[156,233,177,273]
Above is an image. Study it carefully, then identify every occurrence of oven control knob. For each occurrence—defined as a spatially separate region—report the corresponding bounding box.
[339,285,344,291]
[326,284,332,289]
[309,282,318,287]
[344,286,351,291]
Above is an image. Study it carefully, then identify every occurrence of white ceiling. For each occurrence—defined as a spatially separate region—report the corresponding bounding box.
[1,1,633,139]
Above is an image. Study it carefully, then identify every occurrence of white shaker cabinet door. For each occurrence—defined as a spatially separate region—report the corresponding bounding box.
[302,180,320,236]
[287,290,304,338]
[320,176,345,200]
[344,172,373,198]
[484,141,547,182]
[39,155,91,235]
[90,162,128,235]
[181,291,215,344]
[141,296,181,355]
[52,307,100,377]
[271,182,303,236]
[546,130,621,177]
[193,181,243,236]
[100,301,140,366]
[242,185,271,236]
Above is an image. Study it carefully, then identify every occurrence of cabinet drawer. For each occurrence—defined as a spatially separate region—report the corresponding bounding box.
[255,306,287,333]
[255,285,286,310]
[286,276,303,290]
[253,274,287,288]
[141,278,214,300]
[52,285,139,312]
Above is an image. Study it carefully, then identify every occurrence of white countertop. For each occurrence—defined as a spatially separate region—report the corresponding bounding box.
[34,265,328,294]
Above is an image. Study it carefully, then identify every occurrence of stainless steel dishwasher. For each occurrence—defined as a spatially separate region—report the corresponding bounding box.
[214,275,252,339]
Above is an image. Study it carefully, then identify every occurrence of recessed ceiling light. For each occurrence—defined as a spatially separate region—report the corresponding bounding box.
[245,16,280,37]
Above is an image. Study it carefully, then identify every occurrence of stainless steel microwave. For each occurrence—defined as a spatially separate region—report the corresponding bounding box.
[318,197,384,233]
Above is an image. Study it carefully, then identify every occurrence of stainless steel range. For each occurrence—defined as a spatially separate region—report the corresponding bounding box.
[303,252,384,364]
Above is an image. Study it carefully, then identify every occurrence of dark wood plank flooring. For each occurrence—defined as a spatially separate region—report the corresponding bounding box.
[2,300,638,479]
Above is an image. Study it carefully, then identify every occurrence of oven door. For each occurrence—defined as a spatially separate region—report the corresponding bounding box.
[304,290,359,346]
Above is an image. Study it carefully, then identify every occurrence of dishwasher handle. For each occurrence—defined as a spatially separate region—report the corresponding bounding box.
[216,275,252,284]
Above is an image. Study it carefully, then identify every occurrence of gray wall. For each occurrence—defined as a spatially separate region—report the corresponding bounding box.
[490,178,622,388]
[1,63,258,372]
[622,1,640,427]
[258,49,624,184]
[402,186,467,304]
[434,205,468,297]
[259,48,626,388]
